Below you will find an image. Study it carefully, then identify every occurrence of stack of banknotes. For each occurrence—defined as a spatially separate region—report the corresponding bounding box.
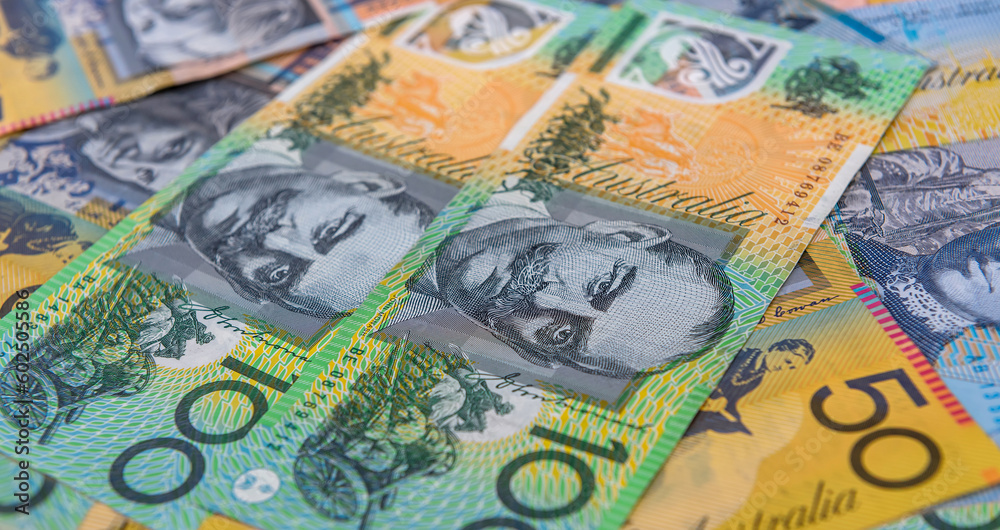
[0,0,998,528]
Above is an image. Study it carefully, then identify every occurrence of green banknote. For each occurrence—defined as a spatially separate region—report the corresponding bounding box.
[178,3,928,528]
[0,2,616,527]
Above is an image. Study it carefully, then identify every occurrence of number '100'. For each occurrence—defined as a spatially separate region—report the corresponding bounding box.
[108,357,288,503]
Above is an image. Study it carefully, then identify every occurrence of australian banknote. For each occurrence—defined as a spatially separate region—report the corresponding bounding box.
[850,0,1000,152]
[622,235,1000,529]
[825,127,1000,516]
[0,2,618,527]
[0,41,345,530]
[160,4,935,529]
[829,135,1000,386]
[0,0,418,137]
[0,42,340,230]
[0,41,341,339]
[333,0,931,405]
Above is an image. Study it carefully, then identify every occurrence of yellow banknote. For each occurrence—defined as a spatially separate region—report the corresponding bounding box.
[624,238,1000,530]
[0,189,104,316]
[0,0,419,137]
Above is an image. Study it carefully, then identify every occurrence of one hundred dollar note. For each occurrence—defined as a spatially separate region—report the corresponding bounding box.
[0,0,414,137]
[0,453,265,530]
[175,4,929,529]
[0,2,616,527]
[0,455,267,530]
[317,0,933,404]
[0,43,347,530]
[850,0,1000,152]
[622,235,1000,529]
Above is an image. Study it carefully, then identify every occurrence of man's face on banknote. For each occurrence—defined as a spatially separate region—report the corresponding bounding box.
[923,222,1000,324]
[181,165,434,319]
[434,217,734,377]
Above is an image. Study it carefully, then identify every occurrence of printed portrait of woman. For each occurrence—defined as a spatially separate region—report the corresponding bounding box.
[0,79,269,212]
[113,0,311,70]
[836,142,1000,363]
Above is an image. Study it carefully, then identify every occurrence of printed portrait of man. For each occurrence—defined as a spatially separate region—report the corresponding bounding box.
[837,142,1000,362]
[113,0,311,71]
[177,163,437,321]
[1,79,268,211]
[388,185,736,380]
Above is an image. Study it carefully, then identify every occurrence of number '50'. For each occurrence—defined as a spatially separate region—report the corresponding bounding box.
[809,369,941,488]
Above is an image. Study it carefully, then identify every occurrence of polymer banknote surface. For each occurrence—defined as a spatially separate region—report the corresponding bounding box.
[850,0,1000,152]
[824,115,1000,518]
[0,189,104,317]
[169,3,932,529]
[0,2,617,527]
[0,43,349,530]
[622,235,1000,529]
[830,136,1000,386]
[0,42,340,229]
[0,0,412,137]
[343,0,930,402]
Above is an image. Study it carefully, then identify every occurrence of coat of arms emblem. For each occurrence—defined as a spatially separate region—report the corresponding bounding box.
[609,13,790,103]
[398,0,572,69]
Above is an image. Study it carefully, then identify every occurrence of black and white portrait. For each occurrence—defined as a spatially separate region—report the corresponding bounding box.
[101,0,320,77]
[0,79,269,213]
[836,140,1000,362]
[122,138,459,336]
[382,179,738,396]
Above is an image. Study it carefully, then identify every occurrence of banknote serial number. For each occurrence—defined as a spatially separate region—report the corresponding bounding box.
[8,289,36,515]
[774,132,852,226]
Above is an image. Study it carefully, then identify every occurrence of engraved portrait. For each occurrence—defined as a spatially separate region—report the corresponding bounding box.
[0,79,269,213]
[102,0,320,76]
[384,179,739,389]
[836,141,1000,362]
[122,137,459,336]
